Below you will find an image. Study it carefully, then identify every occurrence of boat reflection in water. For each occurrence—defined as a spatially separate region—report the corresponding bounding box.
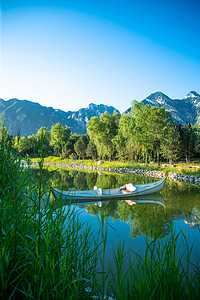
[124,193,166,208]
[63,193,166,210]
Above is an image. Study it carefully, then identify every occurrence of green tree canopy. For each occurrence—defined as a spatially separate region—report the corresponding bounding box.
[179,123,197,163]
[0,119,13,149]
[36,127,51,156]
[74,135,89,159]
[133,102,175,164]
[50,123,71,156]
[113,113,136,161]
[87,111,120,160]
[86,139,98,160]
[62,133,80,158]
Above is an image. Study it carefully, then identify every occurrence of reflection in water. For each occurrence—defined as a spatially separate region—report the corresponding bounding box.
[125,193,166,207]
[32,167,200,237]
[31,166,200,283]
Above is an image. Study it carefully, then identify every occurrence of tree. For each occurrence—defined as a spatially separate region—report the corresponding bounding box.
[15,135,38,157]
[131,102,175,164]
[160,124,181,164]
[194,124,200,156]
[115,102,175,164]
[86,139,98,159]
[62,133,80,158]
[179,123,196,163]
[74,135,89,159]
[87,111,120,160]
[36,127,51,156]
[50,123,71,156]
[27,135,38,157]
[0,119,13,149]
[113,113,136,161]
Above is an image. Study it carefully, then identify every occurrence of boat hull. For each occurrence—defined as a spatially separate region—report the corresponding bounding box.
[51,177,166,202]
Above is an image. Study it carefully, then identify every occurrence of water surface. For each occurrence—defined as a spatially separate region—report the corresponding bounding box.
[46,167,200,268]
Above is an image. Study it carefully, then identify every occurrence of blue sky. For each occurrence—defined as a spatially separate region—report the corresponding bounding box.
[1,0,200,113]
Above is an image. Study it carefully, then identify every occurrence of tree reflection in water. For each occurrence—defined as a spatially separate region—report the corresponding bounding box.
[32,167,200,240]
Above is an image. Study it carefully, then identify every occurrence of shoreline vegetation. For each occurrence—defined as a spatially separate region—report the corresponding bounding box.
[31,156,200,185]
[12,102,200,178]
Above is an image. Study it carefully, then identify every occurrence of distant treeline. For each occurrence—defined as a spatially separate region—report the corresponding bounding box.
[1,101,200,163]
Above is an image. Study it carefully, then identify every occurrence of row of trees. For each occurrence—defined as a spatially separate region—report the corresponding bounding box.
[1,102,200,163]
[13,122,93,159]
[87,101,200,164]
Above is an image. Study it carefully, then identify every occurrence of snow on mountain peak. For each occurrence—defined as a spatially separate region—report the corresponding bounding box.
[184,91,200,99]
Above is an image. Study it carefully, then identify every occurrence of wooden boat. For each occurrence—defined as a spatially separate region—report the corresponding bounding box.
[51,176,166,202]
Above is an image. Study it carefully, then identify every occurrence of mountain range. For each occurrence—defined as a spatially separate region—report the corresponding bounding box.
[0,99,119,136]
[0,91,200,137]
[135,91,200,125]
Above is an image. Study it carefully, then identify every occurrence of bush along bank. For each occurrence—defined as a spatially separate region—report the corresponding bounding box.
[39,161,200,185]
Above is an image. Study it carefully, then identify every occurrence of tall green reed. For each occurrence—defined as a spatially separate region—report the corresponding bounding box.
[97,212,111,298]
[0,132,99,299]
[108,224,199,299]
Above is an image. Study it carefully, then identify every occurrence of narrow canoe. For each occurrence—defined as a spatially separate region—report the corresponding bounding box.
[51,177,166,202]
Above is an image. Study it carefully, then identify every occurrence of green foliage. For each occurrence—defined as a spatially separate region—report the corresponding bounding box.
[113,113,136,161]
[131,102,176,164]
[113,102,181,164]
[50,122,71,156]
[180,122,197,163]
[36,126,51,155]
[87,111,120,160]
[87,139,98,159]
[160,124,181,163]
[62,133,80,158]
[74,135,89,159]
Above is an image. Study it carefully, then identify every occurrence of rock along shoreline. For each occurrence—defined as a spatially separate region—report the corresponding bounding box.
[38,161,200,186]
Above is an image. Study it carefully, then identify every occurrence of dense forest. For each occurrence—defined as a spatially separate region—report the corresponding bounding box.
[2,101,200,164]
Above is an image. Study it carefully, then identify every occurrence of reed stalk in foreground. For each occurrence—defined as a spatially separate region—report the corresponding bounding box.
[0,133,99,299]
[109,225,200,300]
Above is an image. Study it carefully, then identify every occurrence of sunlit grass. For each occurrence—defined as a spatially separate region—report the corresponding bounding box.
[31,156,200,176]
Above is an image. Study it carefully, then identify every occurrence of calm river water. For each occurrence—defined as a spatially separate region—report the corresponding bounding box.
[47,167,200,269]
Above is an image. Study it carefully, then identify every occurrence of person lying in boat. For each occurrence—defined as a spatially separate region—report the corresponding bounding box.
[119,183,137,194]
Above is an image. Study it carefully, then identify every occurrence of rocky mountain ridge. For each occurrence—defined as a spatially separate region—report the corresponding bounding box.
[139,91,200,124]
[1,91,200,137]
[0,98,119,136]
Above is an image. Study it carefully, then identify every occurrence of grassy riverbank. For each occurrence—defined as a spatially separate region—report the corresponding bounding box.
[1,142,200,298]
[31,156,200,177]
